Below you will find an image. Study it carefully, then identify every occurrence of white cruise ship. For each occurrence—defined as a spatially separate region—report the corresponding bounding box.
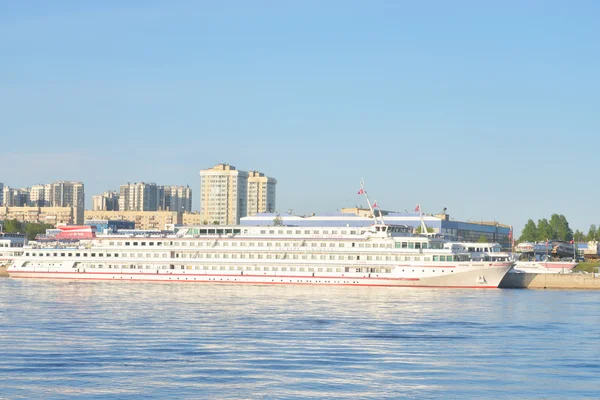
[7,223,513,288]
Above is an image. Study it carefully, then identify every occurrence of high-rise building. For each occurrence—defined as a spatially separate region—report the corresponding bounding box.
[29,184,52,207]
[0,182,3,206]
[199,163,248,225]
[2,186,30,207]
[49,181,85,224]
[247,171,277,216]
[93,191,120,211]
[160,185,192,213]
[119,182,160,211]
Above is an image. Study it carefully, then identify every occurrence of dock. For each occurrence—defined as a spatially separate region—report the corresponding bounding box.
[500,272,600,289]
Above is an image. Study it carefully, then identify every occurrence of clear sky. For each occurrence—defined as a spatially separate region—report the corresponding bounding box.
[1,1,599,235]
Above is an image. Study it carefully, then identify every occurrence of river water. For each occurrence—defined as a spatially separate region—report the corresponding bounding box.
[0,279,598,399]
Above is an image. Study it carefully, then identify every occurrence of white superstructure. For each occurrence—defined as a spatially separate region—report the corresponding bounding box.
[7,223,513,288]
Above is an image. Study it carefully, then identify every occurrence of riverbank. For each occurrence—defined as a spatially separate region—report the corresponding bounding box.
[500,272,600,289]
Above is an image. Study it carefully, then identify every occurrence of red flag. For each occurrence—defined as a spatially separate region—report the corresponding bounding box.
[372,202,378,208]
[415,204,420,212]
[357,189,364,195]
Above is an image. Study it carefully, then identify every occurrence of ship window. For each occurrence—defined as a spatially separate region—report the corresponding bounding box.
[439,256,446,261]
[447,255,453,261]
[320,243,326,247]
[402,242,407,248]
[422,243,428,249]
[149,242,154,246]
[338,243,344,247]
[125,242,130,246]
[415,243,421,249]
[408,243,415,249]
[133,242,138,246]
[350,231,356,235]
[269,230,275,234]
[282,267,288,271]
[336,268,342,272]
[395,243,401,248]
[433,255,439,261]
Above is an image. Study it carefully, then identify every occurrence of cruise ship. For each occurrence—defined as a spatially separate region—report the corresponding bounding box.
[7,222,514,288]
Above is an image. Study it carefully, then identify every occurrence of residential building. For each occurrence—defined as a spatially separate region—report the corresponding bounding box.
[84,210,182,230]
[0,182,3,206]
[119,182,159,211]
[0,206,77,226]
[92,191,120,211]
[199,163,248,225]
[2,187,30,207]
[247,171,277,216]
[160,185,192,212]
[29,184,52,207]
[182,212,204,226]
[49,181,85,224]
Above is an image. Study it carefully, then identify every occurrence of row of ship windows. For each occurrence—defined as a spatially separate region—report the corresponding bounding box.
[69,264,395,274]
[103,241,436,249]
[25,252,464,262]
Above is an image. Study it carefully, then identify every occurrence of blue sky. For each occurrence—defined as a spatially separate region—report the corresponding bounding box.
[1,1,599,235]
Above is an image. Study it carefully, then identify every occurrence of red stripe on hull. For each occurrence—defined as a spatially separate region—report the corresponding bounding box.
[9,275,498,288]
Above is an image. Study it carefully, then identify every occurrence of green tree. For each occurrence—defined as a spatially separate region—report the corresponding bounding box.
[477,235,488,243]
[415,226,434,234]
[550,214,573,241]
[520,219,537,242]
[2,219,23,233]
[536,218,553,242]
[573,230,585,242]
[587,224,597,241]
[548,214,561,240]
[24,223,54,241]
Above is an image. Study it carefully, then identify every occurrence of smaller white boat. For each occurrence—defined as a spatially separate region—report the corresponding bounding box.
[511,260,577,274]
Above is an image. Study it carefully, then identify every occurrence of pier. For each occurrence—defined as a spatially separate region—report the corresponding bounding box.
[499,272,600,289]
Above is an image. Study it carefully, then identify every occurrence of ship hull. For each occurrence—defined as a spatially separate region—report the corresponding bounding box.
[8,262,512,288]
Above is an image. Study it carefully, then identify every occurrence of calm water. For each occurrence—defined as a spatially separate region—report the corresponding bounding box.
[0,279,599,399]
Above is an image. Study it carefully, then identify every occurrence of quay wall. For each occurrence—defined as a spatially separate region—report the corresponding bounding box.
[500,273,600,289]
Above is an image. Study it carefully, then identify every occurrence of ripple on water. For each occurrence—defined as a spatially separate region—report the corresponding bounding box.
[0,280,599,399]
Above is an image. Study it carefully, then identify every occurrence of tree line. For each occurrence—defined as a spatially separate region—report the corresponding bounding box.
[1,219,54,240]
[519,214,573,242]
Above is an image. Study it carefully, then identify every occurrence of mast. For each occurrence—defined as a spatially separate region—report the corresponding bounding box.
[417,204,429,235]
[359,179,384,225]
[373,200,386,225]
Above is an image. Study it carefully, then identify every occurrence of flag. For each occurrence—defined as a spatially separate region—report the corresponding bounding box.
[357,189,364,195]
[372,202,378,208]
[415,204,420,212]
